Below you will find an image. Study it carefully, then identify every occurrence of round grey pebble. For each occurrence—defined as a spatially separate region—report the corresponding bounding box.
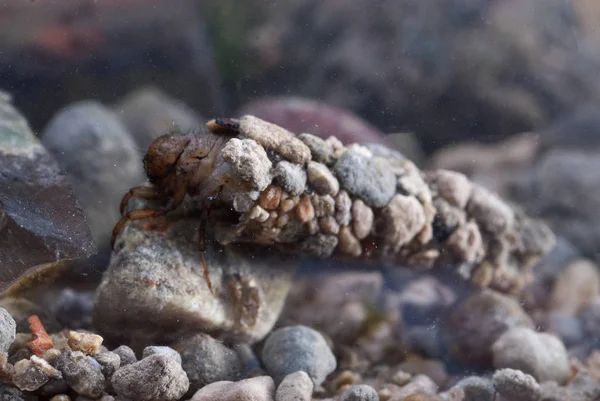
[275,371,313,401]
[112,346,137,366]
[262,325,336,386]
[441,289,534,367]
[41,100,144,250]
[56,351,106,399]
[492,368,540,401]
[273,161,307,196]
[94,352,121,378]
[334,150,396,208]
[0,384,30,401]
[142,346,181,365]
[454,376,495,401]
[341,384,379,401]
[112,354,189,401]
[492,327,570,384]
[0,308,16,353]
[178,333,243,394]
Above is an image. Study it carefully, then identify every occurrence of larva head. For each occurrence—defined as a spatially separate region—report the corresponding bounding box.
[143,133,191,184]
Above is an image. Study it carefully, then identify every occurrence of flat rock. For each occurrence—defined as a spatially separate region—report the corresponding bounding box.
[0,91,96,293]
[94,213,296,347]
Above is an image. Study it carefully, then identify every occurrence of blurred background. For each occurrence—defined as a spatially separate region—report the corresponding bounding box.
[3,0,600,154]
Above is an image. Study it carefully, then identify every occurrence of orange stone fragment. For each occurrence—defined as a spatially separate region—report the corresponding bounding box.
[26,315,54,356]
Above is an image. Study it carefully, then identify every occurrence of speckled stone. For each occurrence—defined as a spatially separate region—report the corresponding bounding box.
[239,115,311,165]
[273,161,307,196]
[299,133,336,166]
[351,200,374,240]
[307,161,339,196]
[112,355,189,401]
[262,325,336,386]
[334,150,396,208]
[275,371,313,401]
[492,369,540,401]
[376,194,427,254]
[221,138,273,191]
[492,327,570,384]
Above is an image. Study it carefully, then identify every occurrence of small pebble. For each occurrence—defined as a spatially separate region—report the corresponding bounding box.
[239,115,311,165]
[259,185,283,210]
[13,357,57,391]
[296,194,315,223]
[466,185,514,234]
[191,375,275,401]
[68,331,103,355]
[39,378,70,397]
[50,395,71,401]
[453,376,495,401]
[492,327,570,384]
[311,194,335,217]
[112,346,137,366]
[222,137,273,191]
[178,333,243,394]
[0,308,16,354]
[389,375,438,401]
[338,226,362,257]
[0,352,14,383]
[441,290,533,367]
[0,384,30,401]
[351,200,374,240]
[112,354,189,401]
[398,358,447,388]
[335,190,352,226]
[341,384,379,401]
[299,133,336,165]
[262,325,337,386]
[42,349,62,366]
[56,351,106,399]
[273,161,308,196]
[275,371,313,401]
[94,352,121,378]
[376,194,426,254]
[307,161,340,196]
[319,216,340,235]
[390,370,412,387]
[142,346,181,365]
[429,170,472,209]
[492,369,540,401]
[334,150,396,208]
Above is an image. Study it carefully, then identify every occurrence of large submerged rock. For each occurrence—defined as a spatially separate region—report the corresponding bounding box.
[93,209,295,347]
[0,91,96,293]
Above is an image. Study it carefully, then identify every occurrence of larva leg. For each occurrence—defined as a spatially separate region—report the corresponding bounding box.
[111,179,188,249]
[199,204,214,294]
[198,186,224,295]
[119,186,165,215]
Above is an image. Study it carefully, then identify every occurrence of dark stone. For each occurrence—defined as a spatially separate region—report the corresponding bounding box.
[0,91,96,293]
